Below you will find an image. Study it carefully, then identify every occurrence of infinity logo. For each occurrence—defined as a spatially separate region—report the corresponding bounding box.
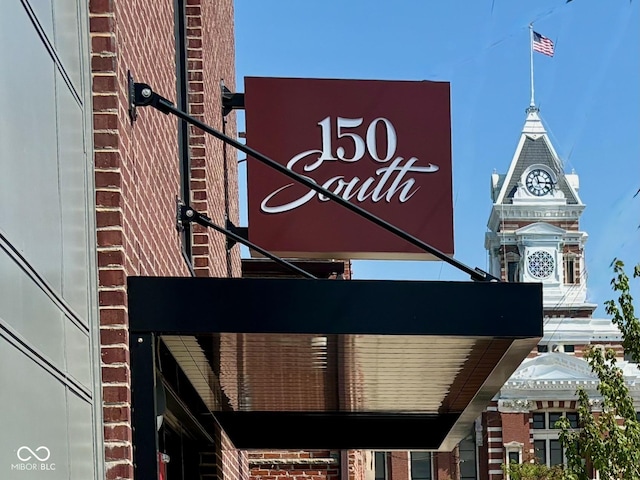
[17,446,51,462]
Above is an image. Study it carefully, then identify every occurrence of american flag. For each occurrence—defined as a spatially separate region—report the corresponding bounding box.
[533,31,554,57]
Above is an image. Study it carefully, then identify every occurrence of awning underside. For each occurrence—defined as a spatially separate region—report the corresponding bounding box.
[163,334,511,413]
[129,276,543,450]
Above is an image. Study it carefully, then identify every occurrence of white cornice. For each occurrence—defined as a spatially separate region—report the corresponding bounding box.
[485,229,588,250]
[542,317,621,343]
[488,204,585,233]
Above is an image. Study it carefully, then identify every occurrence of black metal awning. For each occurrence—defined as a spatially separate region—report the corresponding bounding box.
[128,276,542,454]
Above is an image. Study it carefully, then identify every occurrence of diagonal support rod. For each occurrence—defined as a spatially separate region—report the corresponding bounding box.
[178,202,316,279]
[132,81,499,282]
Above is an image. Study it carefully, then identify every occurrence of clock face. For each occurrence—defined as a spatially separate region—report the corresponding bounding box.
[525,168,553,196]
[527,250,555,279]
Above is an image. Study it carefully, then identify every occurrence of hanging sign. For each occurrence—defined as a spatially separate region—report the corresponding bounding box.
[245,77,453,260]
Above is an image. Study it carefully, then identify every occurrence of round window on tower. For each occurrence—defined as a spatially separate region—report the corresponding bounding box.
[527,251,555,279]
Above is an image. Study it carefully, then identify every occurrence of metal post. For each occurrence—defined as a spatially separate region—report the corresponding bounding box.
[529,24,536,108]
[131,333,159,480]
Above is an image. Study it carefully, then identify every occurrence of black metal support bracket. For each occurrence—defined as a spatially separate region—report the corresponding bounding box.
[132,81,175,116]
[221,85,245,117]
[127,70,137,123]
[176,199,315,279]
[133,81,499,282]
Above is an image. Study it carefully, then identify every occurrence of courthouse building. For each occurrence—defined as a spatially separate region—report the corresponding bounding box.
[475,106,640,479]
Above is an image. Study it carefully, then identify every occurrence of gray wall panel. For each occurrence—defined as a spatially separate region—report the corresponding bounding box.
[0,339,73,479]
[0,0,63,292]
[24,0,54,39]
[1,0,103,477]
[57,70,90,321]
[0,251,66,369]
[53,0,82,92]
[64,318,91,388]
[67,392,97,480]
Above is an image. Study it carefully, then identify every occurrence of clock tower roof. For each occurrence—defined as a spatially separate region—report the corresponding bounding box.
[492,107,582,206]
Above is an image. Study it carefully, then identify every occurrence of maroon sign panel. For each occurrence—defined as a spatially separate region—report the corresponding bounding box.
[245,77,454,260]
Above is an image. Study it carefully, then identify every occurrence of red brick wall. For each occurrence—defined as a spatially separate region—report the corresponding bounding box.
[249,451,340,480]
[218,427,250,480]
[388,452,409,480]
[500,413,530,461]
[496,220,579,232]
[90,0,239,479]
[187,0,240,278]
[433,451,458,480]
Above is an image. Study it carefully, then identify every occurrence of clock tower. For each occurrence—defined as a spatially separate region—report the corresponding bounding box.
[478,105,636,480]
[485,106,596,317]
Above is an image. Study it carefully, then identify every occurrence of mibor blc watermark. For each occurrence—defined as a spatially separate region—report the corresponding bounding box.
[11,446,56,472]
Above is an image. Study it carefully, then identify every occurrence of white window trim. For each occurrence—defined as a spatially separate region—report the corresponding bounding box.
[503,441,523,480]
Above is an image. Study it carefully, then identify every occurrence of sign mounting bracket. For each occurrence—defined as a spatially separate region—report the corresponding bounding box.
[221,85,245,117]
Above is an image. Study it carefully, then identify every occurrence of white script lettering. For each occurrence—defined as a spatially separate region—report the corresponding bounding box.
[260,117,441,214]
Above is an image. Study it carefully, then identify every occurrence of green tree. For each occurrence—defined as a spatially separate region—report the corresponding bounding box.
[558,260,640,480]
[502,458,565,480]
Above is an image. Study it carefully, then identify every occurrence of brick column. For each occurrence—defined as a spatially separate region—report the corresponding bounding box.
[388,452,409,480]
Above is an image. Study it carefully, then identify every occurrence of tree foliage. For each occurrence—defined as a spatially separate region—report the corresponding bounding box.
[558,260,640,480]
[502,459,565,480]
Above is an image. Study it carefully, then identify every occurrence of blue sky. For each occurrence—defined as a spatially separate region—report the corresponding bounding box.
[234,0,639,315]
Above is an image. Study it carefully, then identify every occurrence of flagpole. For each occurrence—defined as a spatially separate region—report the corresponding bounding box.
[529,24,535,108]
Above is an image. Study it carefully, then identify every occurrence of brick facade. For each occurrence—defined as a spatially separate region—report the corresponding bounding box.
[249,451,341,480]
[90,0,239,478]
[434,452,459,480]
[186,0,240,278]
[388,452,409,480]
[500,414,530,451]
